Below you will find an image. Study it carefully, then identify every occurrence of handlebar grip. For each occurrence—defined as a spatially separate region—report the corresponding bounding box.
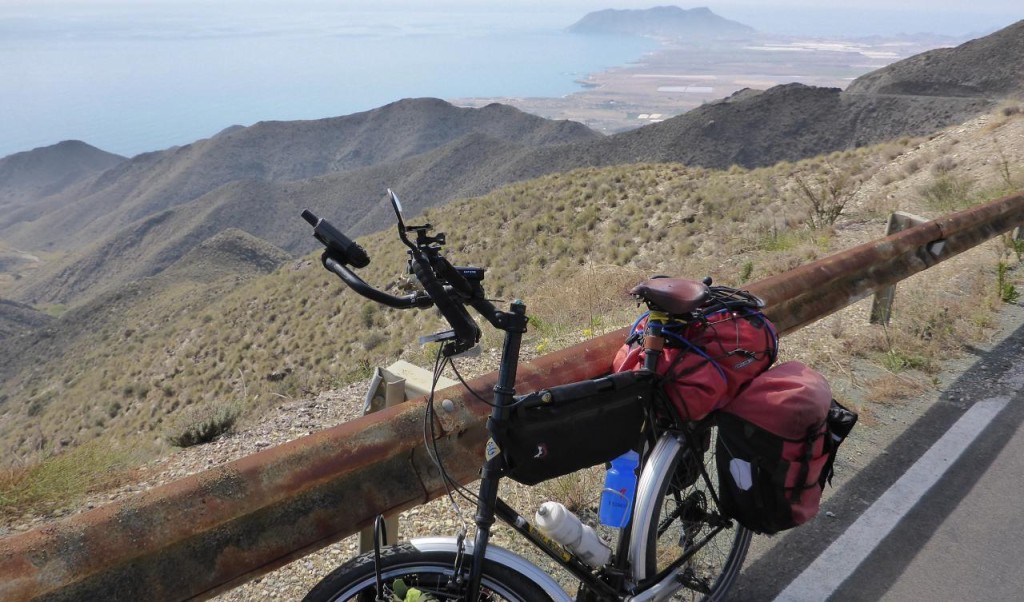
[411,258,479,349]
[302,210,370,269]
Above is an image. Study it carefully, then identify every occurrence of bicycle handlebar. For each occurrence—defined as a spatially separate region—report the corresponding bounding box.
[321,254,431,309]
[304,196,490,356]
[409,255,480,354]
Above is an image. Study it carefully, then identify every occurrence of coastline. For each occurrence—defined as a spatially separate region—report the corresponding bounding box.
[450,33,964,134]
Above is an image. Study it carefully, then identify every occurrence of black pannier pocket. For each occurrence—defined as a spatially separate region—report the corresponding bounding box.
[500,370,653,485]
[714,399,859,535]
[714,412,829,535]
[820,398,859,488]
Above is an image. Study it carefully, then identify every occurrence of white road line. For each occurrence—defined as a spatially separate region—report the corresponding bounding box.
[774,397,1011,602]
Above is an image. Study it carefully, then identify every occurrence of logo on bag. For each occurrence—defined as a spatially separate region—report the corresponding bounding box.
[729,458,753,491]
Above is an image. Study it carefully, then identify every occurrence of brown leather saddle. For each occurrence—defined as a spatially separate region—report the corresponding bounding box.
[630,277,710,315]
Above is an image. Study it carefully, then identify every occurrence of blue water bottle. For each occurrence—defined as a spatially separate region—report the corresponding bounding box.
[599,450,639,528]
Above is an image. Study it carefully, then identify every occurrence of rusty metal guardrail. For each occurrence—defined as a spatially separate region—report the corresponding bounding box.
[1,191,1021,601]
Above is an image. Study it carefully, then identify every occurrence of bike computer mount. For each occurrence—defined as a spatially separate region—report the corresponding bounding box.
[388,189,485,355]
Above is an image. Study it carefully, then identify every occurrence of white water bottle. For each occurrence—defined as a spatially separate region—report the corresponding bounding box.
[535,501,612,568]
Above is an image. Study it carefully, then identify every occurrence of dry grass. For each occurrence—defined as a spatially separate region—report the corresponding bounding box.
[841,399,880,428]
[864,373,932,405]
[3,107,1023,518]
[535,466,606,515]
[0,441,141,522]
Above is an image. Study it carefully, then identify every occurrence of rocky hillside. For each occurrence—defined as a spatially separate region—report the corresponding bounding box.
[846,20,1024,98]
[2,104,1022,504]
[0,228,291,449]
[0,140,124,210]
[0,299,54,340]
[580,83,994,168]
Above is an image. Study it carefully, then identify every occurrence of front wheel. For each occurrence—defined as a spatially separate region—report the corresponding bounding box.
[303,542,555,602]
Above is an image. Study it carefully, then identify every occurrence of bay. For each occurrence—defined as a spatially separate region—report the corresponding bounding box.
[0,4,655,158]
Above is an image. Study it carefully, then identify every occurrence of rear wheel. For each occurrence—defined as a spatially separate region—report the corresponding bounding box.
[303,543,554,602]
[631,428,752,601]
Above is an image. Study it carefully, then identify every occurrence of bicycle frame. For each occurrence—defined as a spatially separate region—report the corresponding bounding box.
[477,420,729,601]
[465,299,528,601]
[303,198,744,601]
[461,304,728,601]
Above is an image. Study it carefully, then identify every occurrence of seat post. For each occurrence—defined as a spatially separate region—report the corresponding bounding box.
[643,311,670,371]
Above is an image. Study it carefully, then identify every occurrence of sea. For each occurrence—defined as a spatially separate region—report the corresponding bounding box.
[1,2,1015,160]
[0,3,657,158]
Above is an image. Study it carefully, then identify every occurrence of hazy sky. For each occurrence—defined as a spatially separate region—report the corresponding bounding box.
[4,0,1014,13]
[1,1,1018,36]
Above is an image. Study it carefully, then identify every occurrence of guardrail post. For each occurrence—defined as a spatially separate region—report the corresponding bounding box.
[358,361,456,553]
[869,212,930,325]
[358,368,404,552]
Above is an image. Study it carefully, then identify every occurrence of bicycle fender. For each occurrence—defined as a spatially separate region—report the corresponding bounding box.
[628,433,683,583]
[411,537,573,601]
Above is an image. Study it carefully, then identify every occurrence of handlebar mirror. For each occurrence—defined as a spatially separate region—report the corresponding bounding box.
[388,189,406,229]
[388,188,417,251]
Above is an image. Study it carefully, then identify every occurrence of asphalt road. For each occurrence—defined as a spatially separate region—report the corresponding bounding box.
[874,406,1024,601]
[730,312,1024,601]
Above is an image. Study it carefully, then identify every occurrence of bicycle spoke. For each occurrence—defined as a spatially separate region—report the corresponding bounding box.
[637,427,752,601]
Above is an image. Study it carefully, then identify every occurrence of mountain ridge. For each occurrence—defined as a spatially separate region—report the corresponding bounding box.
[0,140,125,211]
[0,99,597,254]
[846,20,1024,98]
[2,21,1022,309]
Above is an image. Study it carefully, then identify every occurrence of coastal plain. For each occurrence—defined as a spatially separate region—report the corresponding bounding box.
[453,33,963,133]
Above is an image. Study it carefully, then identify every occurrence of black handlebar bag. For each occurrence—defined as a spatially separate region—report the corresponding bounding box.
[498,371,654,485]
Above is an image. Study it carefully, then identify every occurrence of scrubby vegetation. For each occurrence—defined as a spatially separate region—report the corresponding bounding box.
[1,107,1022,522]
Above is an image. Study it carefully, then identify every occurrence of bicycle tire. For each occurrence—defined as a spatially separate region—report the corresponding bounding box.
[303,542,554,602]
[630,428,752,601]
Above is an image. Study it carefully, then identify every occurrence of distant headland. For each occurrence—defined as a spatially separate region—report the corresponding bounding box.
[567,6,756,38]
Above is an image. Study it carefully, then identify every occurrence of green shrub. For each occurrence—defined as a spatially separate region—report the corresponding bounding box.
[998,262,1020,304]
[882,349,932,373]
[791,161,854,229]
[1003,233,1024,262]
[165,401,242,448]
[739,261,754,284]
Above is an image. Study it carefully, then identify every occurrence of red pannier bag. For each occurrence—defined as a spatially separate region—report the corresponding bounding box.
[612,309,778,422]
[714,360,834,534]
